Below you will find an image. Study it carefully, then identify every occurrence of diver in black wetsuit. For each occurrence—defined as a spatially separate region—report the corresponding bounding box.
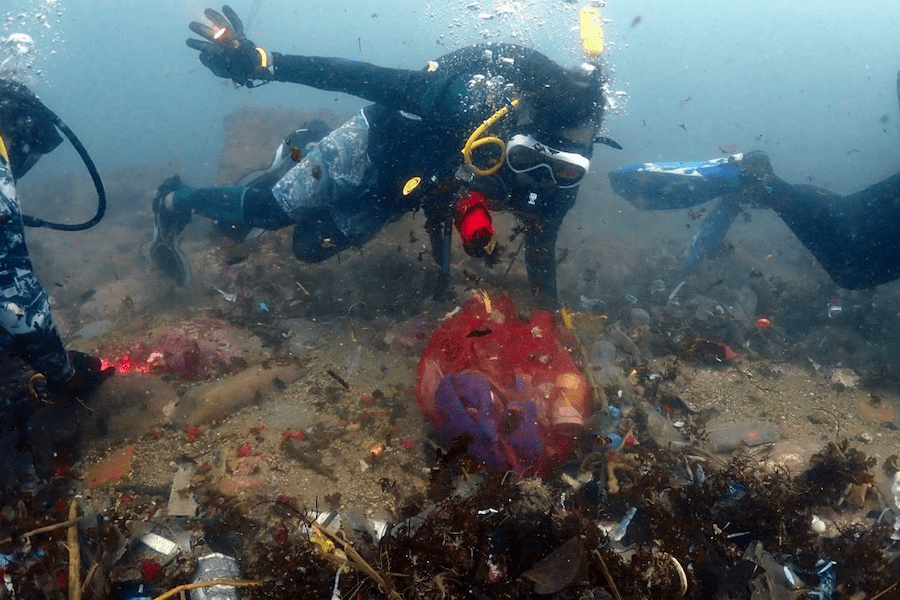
[146,6,607,309]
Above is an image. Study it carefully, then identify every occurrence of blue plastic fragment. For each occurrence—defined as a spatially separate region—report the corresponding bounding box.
[606,432,623,451]
[724,481,748,502]
[259,301,269,312]
[610,506,637,541]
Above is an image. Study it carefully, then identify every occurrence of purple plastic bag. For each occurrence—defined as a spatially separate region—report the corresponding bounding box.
[434,373,544,471]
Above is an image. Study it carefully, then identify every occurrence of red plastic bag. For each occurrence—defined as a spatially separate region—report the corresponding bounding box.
[416,296,589,475]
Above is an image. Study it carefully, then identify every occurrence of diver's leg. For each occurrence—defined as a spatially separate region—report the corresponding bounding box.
[424,202,454,301]
[273,111,387,262]
[215,117,335,239]
[767,172,900,289]
[741,151,900,288]
[290,211,350,263]
[147,112,380,282]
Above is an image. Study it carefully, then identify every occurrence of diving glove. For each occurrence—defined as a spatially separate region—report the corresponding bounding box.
[186,5,273,87]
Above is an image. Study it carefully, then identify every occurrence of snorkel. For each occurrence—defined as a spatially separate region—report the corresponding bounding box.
[461,98,520,178]
[580,4,622,151]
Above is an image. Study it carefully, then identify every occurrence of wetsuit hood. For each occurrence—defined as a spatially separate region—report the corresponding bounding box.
[515,63,603,157]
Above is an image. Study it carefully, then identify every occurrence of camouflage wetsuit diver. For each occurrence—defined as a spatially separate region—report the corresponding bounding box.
[610,150,900,290]
[147,6,607,309]
[0,142,73,385]
[0,79,111,396]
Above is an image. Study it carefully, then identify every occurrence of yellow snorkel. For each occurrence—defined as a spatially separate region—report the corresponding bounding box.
[460,98,520,177]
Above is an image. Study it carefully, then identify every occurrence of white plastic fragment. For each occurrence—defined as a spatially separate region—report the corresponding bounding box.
[167,466,199,517]
[892,471,900,540]
[140,532,179,556]
[331,562,346,600]
[810,514,827,534]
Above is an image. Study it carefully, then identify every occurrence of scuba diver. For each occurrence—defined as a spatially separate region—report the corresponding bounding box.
[0,78,113,399]
[610,149,900,290]
[146,5,615,309]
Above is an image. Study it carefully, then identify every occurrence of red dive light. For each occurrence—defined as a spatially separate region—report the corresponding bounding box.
[455,190,495,256]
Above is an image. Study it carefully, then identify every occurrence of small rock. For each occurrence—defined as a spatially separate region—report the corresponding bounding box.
[830,368,859,389]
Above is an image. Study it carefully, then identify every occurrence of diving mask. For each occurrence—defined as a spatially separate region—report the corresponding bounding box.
[505,134,591,188]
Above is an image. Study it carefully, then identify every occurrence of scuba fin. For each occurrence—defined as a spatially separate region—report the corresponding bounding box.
[609,154,743,210]
[142,175,192,286]
[685,194,743,268]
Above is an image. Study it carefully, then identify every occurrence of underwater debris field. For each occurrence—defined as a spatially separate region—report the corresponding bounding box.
[0,107,899,598]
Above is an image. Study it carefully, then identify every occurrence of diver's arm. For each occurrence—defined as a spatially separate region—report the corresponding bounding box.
[521,187,579,310]
[524,216,562,310]
[272,53,443,114]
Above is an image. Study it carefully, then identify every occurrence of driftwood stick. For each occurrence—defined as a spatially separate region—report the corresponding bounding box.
[151,579,263,600]
[594,550,622,600]
[0,516,80,545]
[67,500,81,600]
[80,560,100,597]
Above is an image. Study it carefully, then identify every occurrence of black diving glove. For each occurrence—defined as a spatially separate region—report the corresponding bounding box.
[186,5,273,87]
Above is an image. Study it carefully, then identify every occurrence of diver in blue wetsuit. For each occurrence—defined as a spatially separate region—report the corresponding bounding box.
[611,150,900,290]
[147,6,610,309]
[0,79,112,398]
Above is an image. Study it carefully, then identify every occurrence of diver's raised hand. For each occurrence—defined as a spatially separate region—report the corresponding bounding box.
[186,5,273,87]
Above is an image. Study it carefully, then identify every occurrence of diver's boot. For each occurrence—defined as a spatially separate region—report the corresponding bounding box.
[142,175,193,286]
[738,150,790,209]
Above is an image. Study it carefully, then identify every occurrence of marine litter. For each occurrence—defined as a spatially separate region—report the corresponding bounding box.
[0,107,899,598]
